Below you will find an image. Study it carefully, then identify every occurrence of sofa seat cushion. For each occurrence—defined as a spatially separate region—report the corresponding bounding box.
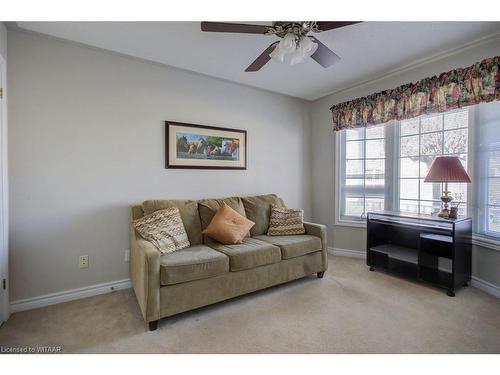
[254,234,321,260]
[208,238,281,271]
[160,245,229,285]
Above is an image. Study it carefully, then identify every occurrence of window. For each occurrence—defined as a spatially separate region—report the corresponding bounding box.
[398,110,469,216]
[338,123,389,221]
[336,101,500,241]
[475,101,500,238]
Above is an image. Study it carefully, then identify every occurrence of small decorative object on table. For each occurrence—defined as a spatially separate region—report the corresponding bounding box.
[449,201,462,219]
[424,156,471,218]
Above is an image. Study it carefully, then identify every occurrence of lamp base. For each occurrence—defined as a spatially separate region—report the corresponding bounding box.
[438,190,453,218]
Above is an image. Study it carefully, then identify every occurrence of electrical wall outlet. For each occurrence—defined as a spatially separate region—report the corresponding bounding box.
[124,250,130,262]
[79,255,89,268]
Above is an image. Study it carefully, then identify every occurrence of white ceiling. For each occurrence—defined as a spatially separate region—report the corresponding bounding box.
[17,21,500,100]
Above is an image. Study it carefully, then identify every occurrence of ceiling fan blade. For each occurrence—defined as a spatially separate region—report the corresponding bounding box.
[309,37,341,68]
[245,42,279,72]
[201,22,271,34]
[316,21,362,31]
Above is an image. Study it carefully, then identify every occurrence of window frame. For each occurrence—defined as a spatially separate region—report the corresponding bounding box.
[395,109,471,216]
[334,105,500,249]
[334,123,396,227]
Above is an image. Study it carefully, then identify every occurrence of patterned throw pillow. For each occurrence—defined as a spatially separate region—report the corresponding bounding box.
[133,207,190,254]
[267,204,306,236]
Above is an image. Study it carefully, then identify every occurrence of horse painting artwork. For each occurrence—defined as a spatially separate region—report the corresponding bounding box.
[166,121,247,169]
[175,133,240,161]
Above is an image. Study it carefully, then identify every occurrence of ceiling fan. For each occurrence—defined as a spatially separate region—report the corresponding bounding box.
[201,21,361,72]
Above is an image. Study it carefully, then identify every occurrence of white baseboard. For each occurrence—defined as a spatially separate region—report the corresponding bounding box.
[471,276,500,298]
[10,278,132,313]
[328,247,499,299]
[328,247,366,259]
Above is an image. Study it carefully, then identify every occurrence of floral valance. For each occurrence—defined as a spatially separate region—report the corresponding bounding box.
[330,56,500,131]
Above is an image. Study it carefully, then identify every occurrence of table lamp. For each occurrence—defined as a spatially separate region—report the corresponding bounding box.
[424,156,471,218]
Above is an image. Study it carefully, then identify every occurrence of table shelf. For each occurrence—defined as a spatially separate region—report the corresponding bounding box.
[370,244,418,264]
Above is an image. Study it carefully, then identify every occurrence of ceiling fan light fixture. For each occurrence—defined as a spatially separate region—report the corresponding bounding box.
[290,48,305,65]
[278,32,297,54]
[299,36,318,57]
[269,45,286,63]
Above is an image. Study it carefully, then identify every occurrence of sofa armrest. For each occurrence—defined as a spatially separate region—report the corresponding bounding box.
[130,226,161,322]
[303,222,328,271]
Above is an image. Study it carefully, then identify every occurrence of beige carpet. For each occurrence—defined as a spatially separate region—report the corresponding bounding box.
[0,255,499,353]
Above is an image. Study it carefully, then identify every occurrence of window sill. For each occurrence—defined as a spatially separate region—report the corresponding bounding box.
[472,234,500,252]
[334,218,367,228]
[333,221,500,251]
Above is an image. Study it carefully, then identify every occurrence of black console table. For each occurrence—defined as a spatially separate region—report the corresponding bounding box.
[366,211,472,297]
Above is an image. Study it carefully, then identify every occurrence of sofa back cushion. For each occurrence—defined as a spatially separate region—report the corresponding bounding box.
[142,200,202,245]
[198,197,247,243]
[241,194,285,236]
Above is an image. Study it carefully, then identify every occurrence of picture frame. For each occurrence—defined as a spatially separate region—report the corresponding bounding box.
[165,121,247,170]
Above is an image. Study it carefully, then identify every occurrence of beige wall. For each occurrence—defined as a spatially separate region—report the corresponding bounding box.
[7,30,312,301]
[310,37,500,287]
[0,23,6,61]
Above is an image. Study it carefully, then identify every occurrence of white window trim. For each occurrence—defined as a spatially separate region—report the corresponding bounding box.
[334,130,367,228]
[333,107,500,251]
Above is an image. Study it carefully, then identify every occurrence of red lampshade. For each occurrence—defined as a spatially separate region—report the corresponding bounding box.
[424,156,471,183]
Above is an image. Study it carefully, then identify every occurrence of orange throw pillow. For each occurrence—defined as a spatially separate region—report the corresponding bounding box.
[202,202,255,244]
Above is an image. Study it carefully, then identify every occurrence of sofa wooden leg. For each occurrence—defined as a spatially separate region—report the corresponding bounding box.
[317,271,325,279]
[148,320,159,331]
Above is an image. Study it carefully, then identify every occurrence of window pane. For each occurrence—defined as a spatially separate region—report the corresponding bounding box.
[420,180,442,201]
[400,199,419,213]
[365,178,385,187]
[488,177,500,205]
[365,159,385,177]
[345,197,364,217]
[421,132,442,155]
[448,182,467,203]
[489,151,500,176]
[400,135,419,157]
[444,110,468,130]
[366,125,384,139]
[366,139,385,158]
[397,109,469,216]
[400,179,419,200]
[487,206,500,233]
[400,157,419,178]
[346,159,364,177]
[346,140,364,159]
[346,128,364,140]
[457,205,467,217]
[419,155,434,177]
[365,198,384,213]
[346,178,364,187]
[420,200,441,215]
[444,128,468,154]
[401,118,419,136]
[421,115,443,133]
[340,122,387,220]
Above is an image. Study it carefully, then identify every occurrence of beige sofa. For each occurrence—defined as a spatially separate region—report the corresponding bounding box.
[130,194,327,330]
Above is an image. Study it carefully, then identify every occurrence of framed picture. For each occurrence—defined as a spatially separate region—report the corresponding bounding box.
[165,121,247,169]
